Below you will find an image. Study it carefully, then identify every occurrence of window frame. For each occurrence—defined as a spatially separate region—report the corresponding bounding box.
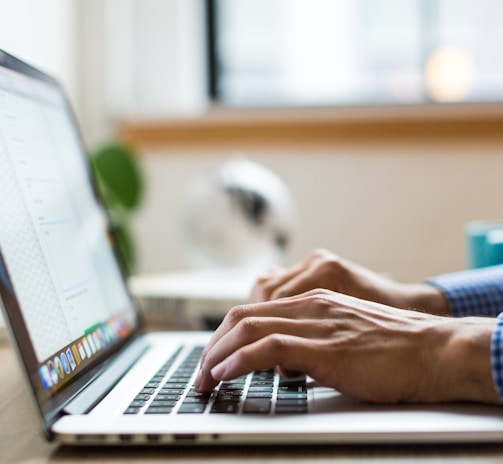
[205,0,503,110]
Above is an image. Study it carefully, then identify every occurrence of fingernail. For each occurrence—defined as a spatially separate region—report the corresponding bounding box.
[211,362,227,381]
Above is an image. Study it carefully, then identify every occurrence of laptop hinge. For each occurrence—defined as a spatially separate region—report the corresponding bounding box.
[63,338,149,415]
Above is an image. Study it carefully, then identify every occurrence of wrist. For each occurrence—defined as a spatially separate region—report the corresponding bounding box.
[426,317,501,404]
[401,283,451,316]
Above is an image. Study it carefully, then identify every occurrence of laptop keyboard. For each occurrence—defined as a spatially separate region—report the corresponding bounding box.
[124,346,308,415]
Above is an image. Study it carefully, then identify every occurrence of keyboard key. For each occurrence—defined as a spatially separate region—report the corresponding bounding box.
[129,400,147,407]
[158,388,185,395]
[162,383,188,389]
[243,399,271,414]
[211,402,240,414]
[178,403,206,414]
[140,387,156,395]
[279,375,306,386]
[145,381,161,388]
[165,377,191,383]
[279,385,307,393]
[277,392,307,400]
[222,377,247,384]
[154,394,181,401]
[145,406,174,414]
[276,398,307,406]
[185,389,212,400]
[275,404,308,414]
[245,391,273,399]
[248,385,273,392]
[216,390,242,399]
[124,407,142,414]
[182,396,210,405]
[219,384,244,392]
[150,400,177,408]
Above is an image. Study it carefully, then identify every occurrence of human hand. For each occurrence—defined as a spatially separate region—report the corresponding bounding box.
[251,248,451,316]
[195,289,500,404]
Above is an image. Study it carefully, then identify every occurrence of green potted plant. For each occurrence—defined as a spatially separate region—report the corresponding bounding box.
[90,141,144,275]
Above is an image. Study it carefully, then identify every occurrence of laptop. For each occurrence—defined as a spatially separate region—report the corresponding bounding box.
[1,48,503,447]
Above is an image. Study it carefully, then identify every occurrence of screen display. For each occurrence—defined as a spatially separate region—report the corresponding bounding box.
[0,52,138,402]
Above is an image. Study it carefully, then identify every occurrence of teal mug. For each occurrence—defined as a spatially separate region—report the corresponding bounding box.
[465,221,503,268]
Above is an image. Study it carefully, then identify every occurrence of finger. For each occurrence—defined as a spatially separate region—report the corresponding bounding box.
[250,263,307,302]
[202,299,297,364]
[277,366,304,378]
[197,316,323,391]
[209,334,319,384]
[268,268,325,300]
[253,249,341,302]
[251,250,329,302]
[199,289,332,371]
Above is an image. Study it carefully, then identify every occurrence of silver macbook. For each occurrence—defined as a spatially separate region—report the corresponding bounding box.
[1,48,503,446]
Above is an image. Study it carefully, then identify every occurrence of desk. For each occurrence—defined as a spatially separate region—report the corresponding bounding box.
[2,342,503,463]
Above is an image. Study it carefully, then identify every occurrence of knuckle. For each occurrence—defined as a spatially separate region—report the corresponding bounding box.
[309,247,328,259]
[232,347,248,366]
[237,316,261,336]
[306,291,334,311]
[255,274,271,286]
[264,333,289,353]
[317,256,343,275]
[226,304,251,325]
[302,288,332,298]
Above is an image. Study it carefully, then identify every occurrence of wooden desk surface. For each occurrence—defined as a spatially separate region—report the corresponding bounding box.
[2,340,503,463]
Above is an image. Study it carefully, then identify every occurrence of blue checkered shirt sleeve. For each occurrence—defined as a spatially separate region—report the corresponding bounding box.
[427,265,503,317]
[492,313,503,399]
[427,265,503,400]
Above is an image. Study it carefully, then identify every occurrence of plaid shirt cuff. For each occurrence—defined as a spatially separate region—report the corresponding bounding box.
[426,265,503,317]
[491,313,503,401]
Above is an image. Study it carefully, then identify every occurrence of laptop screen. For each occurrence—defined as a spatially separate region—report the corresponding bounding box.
[0,50,139,413]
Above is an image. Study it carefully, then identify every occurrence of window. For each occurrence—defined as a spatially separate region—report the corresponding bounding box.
[208,0,503,108]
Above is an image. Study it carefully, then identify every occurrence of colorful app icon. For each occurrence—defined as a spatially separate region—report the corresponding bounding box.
[54,356,64,379]
[104,324,114,343]
[92,331,101,350]
[39,365,52,389]
[77,340,86,361]
[72,345,81,365]
[66,348,76,370]
[117,318,127,336]
[110,321,118,339]
[47,360,58,385]
[97,327,106,346]
[61,352,71,374]
[87,333,96,354]
[83,337,92,358]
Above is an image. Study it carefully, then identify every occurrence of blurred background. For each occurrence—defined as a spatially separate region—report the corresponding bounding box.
[2,0,503,283]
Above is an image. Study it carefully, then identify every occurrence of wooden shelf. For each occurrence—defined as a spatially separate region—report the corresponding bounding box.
[120,104,503,149]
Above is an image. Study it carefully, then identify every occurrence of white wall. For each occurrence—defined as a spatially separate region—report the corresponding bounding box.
[77,0,207,148]
[132,138,503,283]
[0,0,78,106]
